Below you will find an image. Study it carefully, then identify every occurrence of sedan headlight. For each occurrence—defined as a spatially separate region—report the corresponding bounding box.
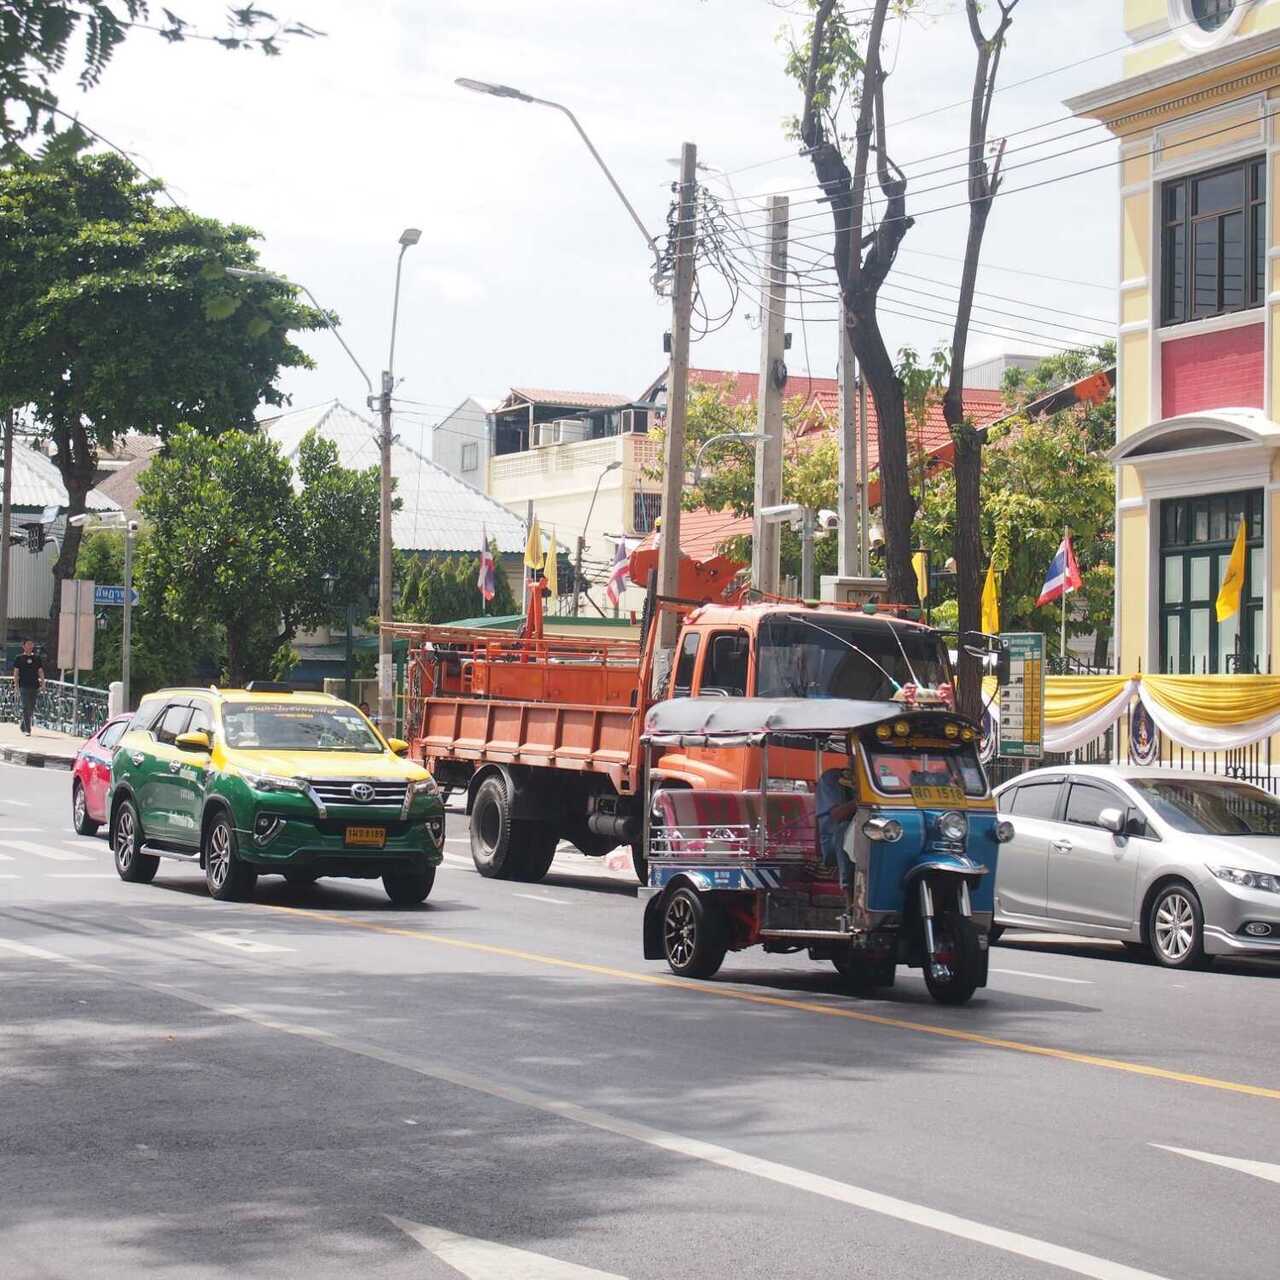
[1208,865,1280,893]
[936,810,968,842]
[238,771,305,794]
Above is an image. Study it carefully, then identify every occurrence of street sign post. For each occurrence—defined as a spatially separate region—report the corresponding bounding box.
[93,584,139,608]
[997,632,1045,759]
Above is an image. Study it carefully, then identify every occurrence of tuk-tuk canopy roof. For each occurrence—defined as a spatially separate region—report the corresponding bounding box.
[642,696,908,746]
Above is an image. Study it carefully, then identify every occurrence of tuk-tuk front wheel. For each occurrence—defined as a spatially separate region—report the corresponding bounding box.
[662,887,727,979]
[922,910,982,1005]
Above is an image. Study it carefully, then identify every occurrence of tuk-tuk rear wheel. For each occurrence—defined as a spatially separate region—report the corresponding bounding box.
[662,887,727,980]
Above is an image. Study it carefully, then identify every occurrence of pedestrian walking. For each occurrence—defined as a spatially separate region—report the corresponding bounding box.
[11,638,45,735]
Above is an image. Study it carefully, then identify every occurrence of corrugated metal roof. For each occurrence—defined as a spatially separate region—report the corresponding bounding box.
[3,440,119,513]
[259,401,529,555]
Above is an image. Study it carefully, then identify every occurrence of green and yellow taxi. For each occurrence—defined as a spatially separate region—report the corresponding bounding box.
[108,683,444,904]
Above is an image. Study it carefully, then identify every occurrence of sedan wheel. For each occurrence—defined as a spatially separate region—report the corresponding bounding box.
[1148,882,1208,970]
[72,782,99,836]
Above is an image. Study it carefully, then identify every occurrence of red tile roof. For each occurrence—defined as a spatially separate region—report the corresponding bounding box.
[638,507,752,560]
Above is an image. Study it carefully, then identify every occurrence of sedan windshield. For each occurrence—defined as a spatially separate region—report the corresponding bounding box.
[1130,778,1280,836]
[221,703,384,753]
[757,614,951,701]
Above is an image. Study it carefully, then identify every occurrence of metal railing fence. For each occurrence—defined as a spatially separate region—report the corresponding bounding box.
[0,678,109,739]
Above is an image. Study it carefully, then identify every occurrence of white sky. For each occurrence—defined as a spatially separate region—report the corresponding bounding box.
[56,1,1126,455]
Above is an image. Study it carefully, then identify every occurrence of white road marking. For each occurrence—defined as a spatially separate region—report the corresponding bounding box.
[990,968,1093,986]
[514,892,573,905]
[0,840,92,863]
[0,797,32,806]
[388,1217,627,1279]
[0,934,1174,1280]
[0,853,13,862]
[2,828,44,834]
[190,931,294,955]
[1153,1144,1280,1185]
[0,873,19,879]
[47,873,116,880]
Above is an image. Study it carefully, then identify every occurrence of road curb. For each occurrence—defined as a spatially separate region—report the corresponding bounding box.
[0,745,75,770]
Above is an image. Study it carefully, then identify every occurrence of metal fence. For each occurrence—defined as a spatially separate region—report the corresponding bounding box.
[0,678,109,739]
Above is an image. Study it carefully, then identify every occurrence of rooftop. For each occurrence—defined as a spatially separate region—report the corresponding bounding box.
[498,387,633,412]
[3,439,119,514]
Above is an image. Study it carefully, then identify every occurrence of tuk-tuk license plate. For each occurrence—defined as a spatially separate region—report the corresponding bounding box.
[911,784,965,807]
[346,826,387,848]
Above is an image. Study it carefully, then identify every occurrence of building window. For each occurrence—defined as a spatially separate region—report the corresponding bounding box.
[461,442,478,473]
[1159,489,1264,673]
[1191,0,1235,30]
[633,492,662,534]
[1161,156,1265,327]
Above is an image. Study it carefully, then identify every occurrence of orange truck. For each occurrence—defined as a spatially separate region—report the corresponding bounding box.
[398,550,957,883]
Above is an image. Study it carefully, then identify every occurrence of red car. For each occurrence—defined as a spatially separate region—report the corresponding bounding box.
[72,715,132,835]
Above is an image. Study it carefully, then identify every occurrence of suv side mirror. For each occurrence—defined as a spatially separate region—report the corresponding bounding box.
[387,737,410,758]
[175,730,211,754]
[1098,806,1125,835]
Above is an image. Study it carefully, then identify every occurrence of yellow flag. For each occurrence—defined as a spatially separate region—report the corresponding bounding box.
[543,528,558,600]
[524,515,543,570]
[981,562,1000,634]
[912,551,928,603]
[1216,517,1247,622]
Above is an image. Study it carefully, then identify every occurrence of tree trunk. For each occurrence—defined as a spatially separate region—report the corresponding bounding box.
[1092,625,1111,670]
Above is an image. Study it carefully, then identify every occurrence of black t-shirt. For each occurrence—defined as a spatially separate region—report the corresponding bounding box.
[12,653,44,689]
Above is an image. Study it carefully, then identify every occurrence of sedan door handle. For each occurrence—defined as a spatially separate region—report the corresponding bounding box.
[1051,839,1073,853]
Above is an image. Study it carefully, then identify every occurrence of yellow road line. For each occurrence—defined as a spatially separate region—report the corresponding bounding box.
[255,902,1280,1102]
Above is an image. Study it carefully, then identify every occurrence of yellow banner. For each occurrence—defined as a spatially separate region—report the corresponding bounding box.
[1140,674,1280,728]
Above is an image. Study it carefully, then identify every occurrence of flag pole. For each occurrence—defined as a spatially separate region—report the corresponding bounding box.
[1060,525,1069,664]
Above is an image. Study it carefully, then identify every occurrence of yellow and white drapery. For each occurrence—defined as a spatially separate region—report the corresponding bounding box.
[980,674,1280,753]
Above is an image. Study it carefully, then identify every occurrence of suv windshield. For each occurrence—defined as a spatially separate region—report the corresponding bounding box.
[1130,778,1280,836]
[221,702,384,753]
[757,614,951,701]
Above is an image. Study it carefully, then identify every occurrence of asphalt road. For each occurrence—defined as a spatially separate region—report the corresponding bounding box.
[2,760,1278,1280]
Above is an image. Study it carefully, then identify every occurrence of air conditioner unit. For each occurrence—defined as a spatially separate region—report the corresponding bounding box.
[557,417,588,445]
[532,421,562,448]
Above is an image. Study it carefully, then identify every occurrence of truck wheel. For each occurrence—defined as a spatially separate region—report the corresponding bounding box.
[662,887,728,979]
[204,811,258,902]
[512,824,558,882]
[112,799,159,884]
[470,775,520,879]
[383,864,436,905]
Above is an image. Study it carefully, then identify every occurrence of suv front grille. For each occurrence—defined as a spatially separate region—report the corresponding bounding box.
[307,778,408,807]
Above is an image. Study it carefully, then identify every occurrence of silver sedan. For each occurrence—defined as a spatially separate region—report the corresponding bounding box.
[992,765,1280,968]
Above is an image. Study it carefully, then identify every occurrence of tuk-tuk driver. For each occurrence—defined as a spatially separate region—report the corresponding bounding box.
[816,764,859,886]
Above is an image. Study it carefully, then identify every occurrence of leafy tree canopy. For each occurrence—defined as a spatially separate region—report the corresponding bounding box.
[398,546,517,626]
[137,426,382,685]
[2,2,320,157]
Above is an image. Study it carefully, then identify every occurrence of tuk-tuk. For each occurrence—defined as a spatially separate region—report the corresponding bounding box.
[638,697,1012,1005]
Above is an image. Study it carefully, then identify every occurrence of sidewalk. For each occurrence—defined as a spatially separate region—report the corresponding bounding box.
[0,721,83,769]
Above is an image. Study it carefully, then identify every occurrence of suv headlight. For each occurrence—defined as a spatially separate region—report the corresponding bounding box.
[936,810,968,842]
[238,771,305,795]
[1208,865,1280,893]
[401,775,440,820]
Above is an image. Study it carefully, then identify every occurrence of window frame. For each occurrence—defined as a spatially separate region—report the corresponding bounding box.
[154,703,194,746]
[1160,154,1265,327]
[460,441,479,473]
[1062,781,1127,832]
[697,628,750,697]
[671,631,701,698]
[1004,779,1065,821]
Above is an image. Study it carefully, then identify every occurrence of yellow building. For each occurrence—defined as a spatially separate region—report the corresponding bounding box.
[1068,0,1280,676]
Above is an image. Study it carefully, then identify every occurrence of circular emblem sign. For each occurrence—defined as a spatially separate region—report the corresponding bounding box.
[1129,702,1158,766]
[351,782,376,803]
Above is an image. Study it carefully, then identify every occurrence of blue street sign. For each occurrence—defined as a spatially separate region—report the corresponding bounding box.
[94,585,139,608]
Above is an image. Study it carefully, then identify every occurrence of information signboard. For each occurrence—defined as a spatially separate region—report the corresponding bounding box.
[997,632,1045,759]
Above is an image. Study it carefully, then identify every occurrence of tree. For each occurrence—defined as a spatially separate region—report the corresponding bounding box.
[137,427,381,685]
[917,348,1116,662]
[786,0,1020,714]
[398,546,517,626]
[2,3,318,156]
[0,148,323,646]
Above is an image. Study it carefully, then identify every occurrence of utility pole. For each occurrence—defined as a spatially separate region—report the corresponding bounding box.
[656,142,698,648]
[751,196,788,595]
[378,368,395,735]
[0,410,13,654]
[836,325,858,578]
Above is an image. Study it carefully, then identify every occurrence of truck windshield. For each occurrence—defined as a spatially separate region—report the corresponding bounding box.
[221,703,385,753]
[756,614,951,701]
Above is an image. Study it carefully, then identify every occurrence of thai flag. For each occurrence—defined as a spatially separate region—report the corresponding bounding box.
[604,538,629,606]
[477,526,495,603]
[1036,532,1082,607]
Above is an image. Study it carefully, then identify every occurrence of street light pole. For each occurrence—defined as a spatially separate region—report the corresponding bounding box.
[574,459,622,617]
[378,229,421,736]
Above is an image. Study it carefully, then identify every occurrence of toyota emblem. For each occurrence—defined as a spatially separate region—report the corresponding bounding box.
[351,782,376,803]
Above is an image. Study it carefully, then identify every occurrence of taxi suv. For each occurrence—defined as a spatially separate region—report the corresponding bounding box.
[108,683,444,904]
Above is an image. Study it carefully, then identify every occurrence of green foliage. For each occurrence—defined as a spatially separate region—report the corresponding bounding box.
[396,544,517,626]
[135,426,381,685]
[1,3,320,156]
[917,347,1117,654]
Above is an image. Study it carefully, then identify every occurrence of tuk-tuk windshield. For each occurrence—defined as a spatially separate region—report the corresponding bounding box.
[756,614,952,701]
[865,741,987,798]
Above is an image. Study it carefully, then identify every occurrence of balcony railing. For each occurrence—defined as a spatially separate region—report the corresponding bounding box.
[489,432,661,491]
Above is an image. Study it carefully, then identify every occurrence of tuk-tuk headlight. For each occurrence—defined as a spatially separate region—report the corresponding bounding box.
[863,817,903,842]
[994,819,1015,843]
[875,724,892,740]
[943,722,959,739]
[936,810,968,842]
